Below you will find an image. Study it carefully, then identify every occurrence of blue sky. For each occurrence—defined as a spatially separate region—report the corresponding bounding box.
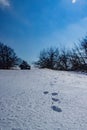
[0,0,87,63]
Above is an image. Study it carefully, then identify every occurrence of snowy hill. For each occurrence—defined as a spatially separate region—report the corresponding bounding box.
[0,69,87,130]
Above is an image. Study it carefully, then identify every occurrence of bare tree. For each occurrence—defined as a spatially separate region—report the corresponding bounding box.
[81,36,87,57]
[55,49,70,70]
[35,48,59,69]
[0,42,19,69]
[69,49,82,70]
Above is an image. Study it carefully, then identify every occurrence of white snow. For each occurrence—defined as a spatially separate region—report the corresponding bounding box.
[0,69,87,130]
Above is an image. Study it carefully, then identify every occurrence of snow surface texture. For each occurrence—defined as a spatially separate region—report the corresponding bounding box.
[0,69,87,130]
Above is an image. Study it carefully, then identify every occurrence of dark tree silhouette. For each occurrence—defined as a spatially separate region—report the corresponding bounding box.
[56,49,70,70]
[35,48,59,69]
[69,49,82,70]
[0,42,19,69]
[79,36,87,70]
[81,36,87,57]
[19,60,31,70]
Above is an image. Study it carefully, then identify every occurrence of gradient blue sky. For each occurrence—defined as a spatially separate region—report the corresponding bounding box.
[0,0,87,63]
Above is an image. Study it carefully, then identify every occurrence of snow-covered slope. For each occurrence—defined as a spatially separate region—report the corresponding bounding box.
[0,69,87,130]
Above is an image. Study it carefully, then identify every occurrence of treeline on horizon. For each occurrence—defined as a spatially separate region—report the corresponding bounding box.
[0,43,31,70]
[0,35,87,71]
[35,35,87,71]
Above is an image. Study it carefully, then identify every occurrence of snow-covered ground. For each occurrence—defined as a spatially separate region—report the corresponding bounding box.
[0,69,87,130]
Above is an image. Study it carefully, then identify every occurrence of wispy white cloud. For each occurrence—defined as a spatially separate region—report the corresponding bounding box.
[72,0,76,4]
[0,0,10,7]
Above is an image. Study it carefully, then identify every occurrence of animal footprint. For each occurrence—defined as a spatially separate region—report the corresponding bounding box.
[51,106,62,112]
[52,98,59,102]
[52,92,58,96]
[43,91,49,95]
